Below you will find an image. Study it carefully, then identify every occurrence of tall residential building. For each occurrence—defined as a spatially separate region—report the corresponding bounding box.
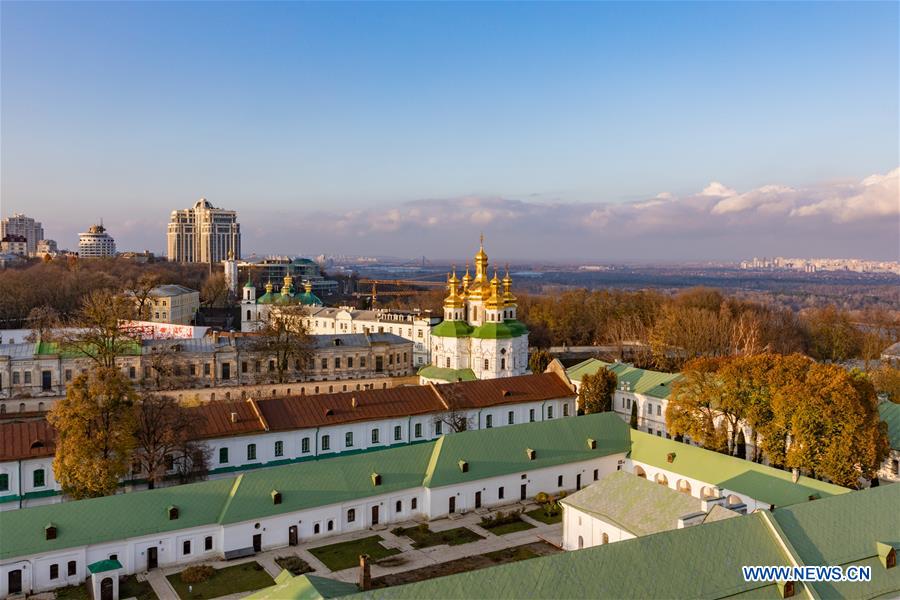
[78,223,116,257]
[167,198,240,263]
[1,213,44,256]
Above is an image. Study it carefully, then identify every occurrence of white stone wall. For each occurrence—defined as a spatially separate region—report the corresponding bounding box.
[562,505,635,551]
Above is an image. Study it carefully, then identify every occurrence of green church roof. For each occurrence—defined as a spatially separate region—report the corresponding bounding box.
[566,359,682,399]
[471,322,515,339]
[416,365,477,382]
[879,401,900,450]
[297,291,323,306]
[248,572,359,600]
[431,320,474,338]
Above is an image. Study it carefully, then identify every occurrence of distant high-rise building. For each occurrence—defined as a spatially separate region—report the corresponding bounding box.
[167,198,240,263]
[79,223,116,258]
[1,213,44,256]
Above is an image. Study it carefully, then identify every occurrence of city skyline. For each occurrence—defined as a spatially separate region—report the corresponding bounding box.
[1,1,898,260]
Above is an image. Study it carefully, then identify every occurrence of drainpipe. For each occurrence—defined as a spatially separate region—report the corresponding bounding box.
[18,458,22,509]
[477,409,482,430]
[407,415,411,444]
[315,427,320,459]
[541,400,547,421]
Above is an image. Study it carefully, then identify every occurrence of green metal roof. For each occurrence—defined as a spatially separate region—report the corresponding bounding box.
[35,340,142,358]
[560,470,734,536]
[351,512,791,599]
[630,430,849,507]
[471,322,514,339]
[416,365,477,382]
[297,291,323,306]
[566,359,682,399]
[503,319,528,336]
[423,413,630,489]
[248,572,359,600]
[431,320,474,338]
[87,559,122,574]
[879,401,900,450]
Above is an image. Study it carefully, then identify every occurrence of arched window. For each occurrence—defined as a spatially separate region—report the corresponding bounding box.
[578,536,584,549]
[602,533,609,545]
[633,466,647,478]
[247,310,251,320]
[677,479,692,495]
[655,473,668,486]
[314,523,320,534]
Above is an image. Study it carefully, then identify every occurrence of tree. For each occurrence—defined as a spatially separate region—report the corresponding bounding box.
[58,289,141,368]
[734,428,746,460]
[201,272,231,308]
[665,357,725,450]
[629,401,638,429]
[579,368,617,414]
[125,272,161,320]
[133,394,207,489]
[47,368,137,499]
[24,305,60,342]
[529,349,553,375]
[142,343,192,390]
[801,306,862,363]
[869,365,900,402]
[248,306,315,384]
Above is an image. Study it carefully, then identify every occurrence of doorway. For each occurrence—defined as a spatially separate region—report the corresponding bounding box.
[8,570,22,595]
[448,496,456,514]
[475,491,482,509]
[288,526,298,546]
[100,577,113,600]
[371,505,379,526]
[520,484,527,501]
[576,474,582,491]
[147,546,158,570]
[253,534,262,552]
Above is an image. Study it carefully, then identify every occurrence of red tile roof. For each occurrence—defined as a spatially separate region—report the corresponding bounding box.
[0,419,57,461]
[434,372,575,410]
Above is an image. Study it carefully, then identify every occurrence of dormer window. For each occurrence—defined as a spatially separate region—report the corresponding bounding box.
[458,460,469,473]
[45,523,57,540]
[587,438,597,450]
[168,506,179,520]
[271,490,282,505]
[371,473,382,486]
[526,448,536,461]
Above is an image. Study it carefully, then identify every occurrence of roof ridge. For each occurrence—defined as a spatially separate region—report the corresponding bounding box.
[247,397,269,431]
[217,474,244,523]
[421,436,446,488]
[428,381,449,410]
[758,510,821,600]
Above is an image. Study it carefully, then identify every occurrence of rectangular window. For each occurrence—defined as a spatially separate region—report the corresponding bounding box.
[498,486,504,500]
[593,469,599,481]
[67,561,76,576]
[648,428,654,436]
[321,358,328,370]
[371,429,379,444]
[189,364,196,376]
[128,366,136,379]
[508,411,514,425]
[12,372,19,385]
[268,360,275,372]
[247,443,257,461]
[203,363,211,376]
[347,357,353,368]
[414,423,422,438]
[335,357,341,369]
[657,404,662,416]
[65,369,72,382]
[557,475,563,487]
[205,536,213,551]
[485,414,493,428]
[411,497,417,510]
[483,359,489,370]
[529,409,535,422]
[274,441,283,457]
[435,421,443,435]
[360,357,366,368]
[24,371,31,384]
[345,432,353,447]
[647,403,652,414]
[183,540,191,555]
[547,405,554,419]
[301,437,310,453]
[219,447,229,464]
[242,361,248,373]
[322,435,330,451]
[347,508,355,522]
[0,473,8,491]
[33,469,45,487]
[50,564,59,579]
[563,403,569,417]
[393,425,402,441]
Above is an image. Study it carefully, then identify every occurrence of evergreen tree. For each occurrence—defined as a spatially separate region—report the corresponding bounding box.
[735,428,746,460]
[579,368,617,414]
[629,401,638,429]
[528,349,553,375]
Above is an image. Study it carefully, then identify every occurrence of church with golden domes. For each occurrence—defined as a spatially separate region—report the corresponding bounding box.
[418,237,529,383]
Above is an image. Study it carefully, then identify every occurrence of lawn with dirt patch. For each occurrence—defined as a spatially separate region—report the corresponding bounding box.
[370,542,558,589]
[275,554,315,576]
[308,535,400,572]
[55,576,156,600]
[167,562,273,599]
[484,518,536,535]
[525,507,562,525]
[394,525,485,548]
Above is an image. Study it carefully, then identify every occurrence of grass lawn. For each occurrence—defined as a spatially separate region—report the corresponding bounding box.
[396,525,485,549]
[54,583,90,600]
[309,535,400,572]
[525,508,562,525]
[275,554,315,576]
[484,546,539,562]
[485,518,536,535]
[167,562,273,599]
[120,575,158,600]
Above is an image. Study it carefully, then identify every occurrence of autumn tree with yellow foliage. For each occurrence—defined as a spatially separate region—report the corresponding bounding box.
[47,368,137,499]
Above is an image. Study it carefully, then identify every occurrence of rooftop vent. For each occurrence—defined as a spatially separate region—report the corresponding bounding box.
[666,452,676,463]
[877,542,897,569]
[502,390,511,397]
[168,505,179,520]
[45,523,57,540]
[230,412,238,423]
[777,581,795,599]
[351,397,358,409]
[325,408,334,417]
[271,490,282,505]
[587,438,597,450]
[526,448,536,461]
[30,440,45,450]
[371,472,382,487]
[458,460,469,473]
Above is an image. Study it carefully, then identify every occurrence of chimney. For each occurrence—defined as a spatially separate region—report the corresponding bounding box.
[230,412,238,423]
[359,554,371,590]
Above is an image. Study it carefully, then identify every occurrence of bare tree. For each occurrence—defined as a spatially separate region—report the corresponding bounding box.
[57,289,141,368]
[173,438,211,485]
[248,306,315,384]
[201,272,231,308]
[24,305,60,342]
[141,343,192,390]
[125,273,161,321]
[133,394,207,489]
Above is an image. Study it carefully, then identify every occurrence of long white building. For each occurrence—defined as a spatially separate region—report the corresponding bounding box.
[0,372,578,511]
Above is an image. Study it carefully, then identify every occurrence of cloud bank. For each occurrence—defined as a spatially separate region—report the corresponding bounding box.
[247,167,899,261]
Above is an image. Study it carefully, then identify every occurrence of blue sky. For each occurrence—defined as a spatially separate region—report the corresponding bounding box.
[1,1,898,260]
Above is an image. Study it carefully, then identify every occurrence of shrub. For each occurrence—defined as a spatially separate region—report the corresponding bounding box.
[275,555,313,576]
[534,492,549,504]
[180,565,214,584]
[390,526,405,536]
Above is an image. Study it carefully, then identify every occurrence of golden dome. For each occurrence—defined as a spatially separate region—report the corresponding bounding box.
[484,270,504,309]
[502,266,517,306]
[265,280,274,293]
[282,273,293,294]
[443,269,464,309]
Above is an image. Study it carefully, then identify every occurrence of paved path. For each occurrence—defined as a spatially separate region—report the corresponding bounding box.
[140,502,561,599]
